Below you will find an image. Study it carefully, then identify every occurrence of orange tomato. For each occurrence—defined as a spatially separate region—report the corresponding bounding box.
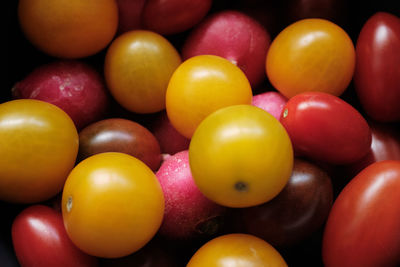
[0,99,78,203]
[104,30,181,113]
[189,105,293,208]
[166,55,252,138]
[62,152,164,258]
[18,0,118,58]
[266,18,355,98]
[187,233,288,267]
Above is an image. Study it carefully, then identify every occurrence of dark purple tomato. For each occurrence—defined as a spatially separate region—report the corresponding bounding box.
[344,121,400,177]
[354,12,400,122]
[280,92,372,165]
[12,205,98,267]
[236,158,333,247]
[323,160,400,267]
[78,118,162,171]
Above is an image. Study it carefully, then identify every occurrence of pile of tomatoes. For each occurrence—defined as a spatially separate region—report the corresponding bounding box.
[4,0,400,266]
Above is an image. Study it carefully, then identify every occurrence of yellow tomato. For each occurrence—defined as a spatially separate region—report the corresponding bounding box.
[166,55,252,139]
[18,0,118,58]
[61,152,164,258]
[266,18,355,98]
[189,105,293,208]
[104,30,181,113]
[0,99,78,203]
[187,233,288,267]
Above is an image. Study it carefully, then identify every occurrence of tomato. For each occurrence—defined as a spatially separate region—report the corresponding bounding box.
[189,105,293,208]
[187,233,288,266]
[12,205,97,267]
[343,121,400,177]
[166,55,253,139]
[280,92,371,165]
[354,12,400,122]
[18,0,118,58]
[104,30,181,113]
[78,118,162,171]
[0,99,78,203]
[62,152,164,258]
[266,18,355,98]
[322,160,400,267]
[237,158,333,247]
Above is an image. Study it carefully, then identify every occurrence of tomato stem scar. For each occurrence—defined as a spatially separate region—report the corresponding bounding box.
[66,196,73,212]
[283,108,288,118]
[234,181,248,192]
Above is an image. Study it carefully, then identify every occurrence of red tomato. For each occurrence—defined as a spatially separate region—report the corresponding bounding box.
[12,205,97,267]
[354,12,400,122]
[322,160,400,267]
[280,92,371,165]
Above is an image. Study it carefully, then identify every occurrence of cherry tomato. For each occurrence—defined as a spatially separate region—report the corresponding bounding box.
[322,160,400,267]
[280,92,371,165]
[237,158,333,247]
[354,12,400,122]
[12,205,97,267]
[78,118,162,171]
[18,0,118,58]
[266,18,355,98]
[0,99,78,203]
[104,30,181,113]
[166,55,253,138]
[344,121,400,177]
[62,152,164,258]
[189,105,293,208]
[187,233,288,266]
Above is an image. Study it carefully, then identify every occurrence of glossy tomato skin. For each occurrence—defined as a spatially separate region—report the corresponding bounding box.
[280,92,371,165]
[0,99,78,203]
[12,205,97,267]
[238,158,333,247]
[189,105,293,208]
[266,18,355,98]
[78,118,162,171]
[322,160,400,267]
[354,12,400,122]
[62,152,164,258]
[104,30,181,113]
[187,233,288,267]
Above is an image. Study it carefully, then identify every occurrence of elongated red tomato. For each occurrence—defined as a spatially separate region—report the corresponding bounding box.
[322,160,400,267]
[354,12,400,122]
[280,92,371,165]
[12,205,97,267]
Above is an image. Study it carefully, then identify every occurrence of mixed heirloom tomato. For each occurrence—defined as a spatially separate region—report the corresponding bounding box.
[3,1,400,267]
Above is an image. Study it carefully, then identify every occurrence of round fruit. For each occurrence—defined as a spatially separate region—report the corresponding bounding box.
[104,30,181,113]
[166,55,252,139]
[189,105,293,208]
[187,233,288,267]
[18,0,118,58]
[266,18,355,98]
[62,152,164,258]
[0,99,78,203]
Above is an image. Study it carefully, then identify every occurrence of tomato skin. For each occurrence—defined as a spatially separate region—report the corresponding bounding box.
[12,205,97,267]
[166,55,253,139]
[322,160,400,267]
[354,12,400,122]
[104,30,181,113]
[189,105,293,208]
[187,233,288,267]
[0,99,78,203]
[280,92,371,165]
[266,18,355,98]
[62,152,164,258]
